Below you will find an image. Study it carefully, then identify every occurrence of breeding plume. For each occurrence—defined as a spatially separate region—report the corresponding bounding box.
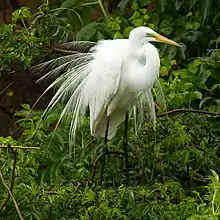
[35,26,180,182]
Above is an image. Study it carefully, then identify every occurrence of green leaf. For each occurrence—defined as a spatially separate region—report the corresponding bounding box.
[148,23,155,29]
[180,83,193,91]
[213,11,220,24]
[191,91,203,99]
[174,0,184,11]
[61,0,77,8]
[188,0,197,10]
[210,169,219,182]
[161,57,171,67]
[162,45,177,59]
[131,3,139,11]
[191,21,200,30]
[186,21,200,30]
[188,59,201,74]
[200,0,212,23]
[131,11,141,20]
[21,104,31,110]
[157,0,167,12]
[139,9,147,14]
[183,150,190,165]
[111,22,121,31]
[160,66,169,76]
[143,14,150,20]
[178,69,188,79]
[123,27,133,37]
[197,70,211,89]
[113,31,124,39]
[132,19,144,27]
[76,22,97,41]
[171,60,177,65]
[139,0,151,7]
[12,7,32,23]
[159,20,172,35]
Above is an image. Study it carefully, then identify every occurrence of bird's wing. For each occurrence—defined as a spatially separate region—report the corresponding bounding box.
[32,39,124,144]
[83,40,124,134]
[152,79,167,112]
[31,42,96,147]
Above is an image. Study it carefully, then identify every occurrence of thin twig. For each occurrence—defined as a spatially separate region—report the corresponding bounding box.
[0,71,16,96]
[108,150,125,156]
[0,82,12,95]
[0,168,23,220]
[89,153,104,183]
[186,163,190,189]
[10,147,16,193]
[89,150,125,183]
[46,191,59,195]
[0,145,17,210]
[0,145,40,150]
[193,172,208,183]
[156,108,220,118]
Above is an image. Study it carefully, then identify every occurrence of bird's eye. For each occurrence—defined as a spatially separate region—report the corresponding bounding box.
[146,33,153,37]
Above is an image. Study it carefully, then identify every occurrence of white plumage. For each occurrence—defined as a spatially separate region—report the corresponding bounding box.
[85,38,160,139]
[35,26,180,142]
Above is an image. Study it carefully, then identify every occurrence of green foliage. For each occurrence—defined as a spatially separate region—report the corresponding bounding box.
[76,22,112,41]
[1,104,220,218]
[0,1,108,72]
[0,5,69,72]
[1,0,220,219]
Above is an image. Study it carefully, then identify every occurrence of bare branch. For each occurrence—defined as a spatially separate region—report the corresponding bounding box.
[89,153,103,183]
[0,82,12,95]
[89,150,125,183]
[0,168,23,220]
[156,108,220,118]
[0,146,17,210]
[0,145,40,150]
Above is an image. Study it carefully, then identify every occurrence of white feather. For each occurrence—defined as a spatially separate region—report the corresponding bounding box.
[83,40,124,137]
[59,41,97,52]
[34,26,173,143]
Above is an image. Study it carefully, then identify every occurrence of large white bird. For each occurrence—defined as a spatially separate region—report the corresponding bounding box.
[35,26,180,182]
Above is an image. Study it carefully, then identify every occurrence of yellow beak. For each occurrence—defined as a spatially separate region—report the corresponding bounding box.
[154,33,181,47]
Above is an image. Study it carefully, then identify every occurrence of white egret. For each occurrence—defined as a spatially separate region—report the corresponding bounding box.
[35,26,180,183]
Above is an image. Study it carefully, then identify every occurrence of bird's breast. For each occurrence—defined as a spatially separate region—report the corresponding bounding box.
[123,63,157,94]
[107,43,160,115]
[123,45,160,93]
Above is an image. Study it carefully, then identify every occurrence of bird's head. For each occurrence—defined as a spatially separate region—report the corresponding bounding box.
[129,26,181,47]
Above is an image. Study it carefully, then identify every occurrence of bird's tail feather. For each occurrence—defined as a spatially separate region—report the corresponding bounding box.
[152,79,167,112]
[132,79,166,134]
[31,50,94,148]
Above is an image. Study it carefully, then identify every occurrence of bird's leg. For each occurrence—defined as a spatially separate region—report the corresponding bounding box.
[99,115,110,185]
[123,111,129,183]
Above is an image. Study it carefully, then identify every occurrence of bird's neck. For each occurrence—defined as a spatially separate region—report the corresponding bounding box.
[128,37,149,49]
[133,42,160,86]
